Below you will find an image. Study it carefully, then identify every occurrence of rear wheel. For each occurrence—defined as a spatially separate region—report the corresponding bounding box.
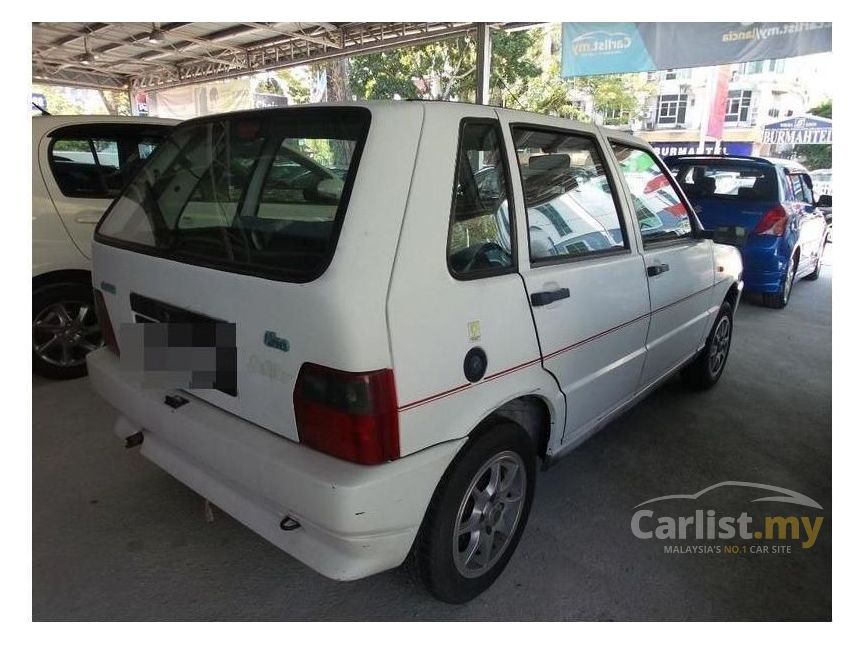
[803,241,826,281]
[763,254,796,309]
[416,421,536,603]
[32,282,103,380]
[682,301,733,391]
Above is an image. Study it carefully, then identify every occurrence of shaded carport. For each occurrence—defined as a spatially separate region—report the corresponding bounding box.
[32,22,538,103]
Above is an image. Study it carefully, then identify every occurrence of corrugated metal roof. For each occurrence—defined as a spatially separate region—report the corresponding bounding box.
[33,22,538,90]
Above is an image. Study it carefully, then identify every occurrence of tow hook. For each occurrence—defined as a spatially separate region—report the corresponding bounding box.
[279,516,301,531]
[125,431,144,449]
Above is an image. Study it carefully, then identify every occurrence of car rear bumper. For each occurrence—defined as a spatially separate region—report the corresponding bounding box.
[87,348,464,581]
[741,239,789,294]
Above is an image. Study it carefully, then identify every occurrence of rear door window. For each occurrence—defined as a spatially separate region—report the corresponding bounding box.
[97,107,371,283]
[788,173,813,204]
[49,126,171,199]
[511,126,626,262]
[50,139,104,197]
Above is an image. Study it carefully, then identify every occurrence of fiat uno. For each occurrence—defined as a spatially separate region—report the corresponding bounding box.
[87,101,743,603]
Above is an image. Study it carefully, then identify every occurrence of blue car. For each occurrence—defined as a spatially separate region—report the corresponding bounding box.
[665,155,830,308]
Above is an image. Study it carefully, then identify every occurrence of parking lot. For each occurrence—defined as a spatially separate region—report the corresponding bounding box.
[32,250,831,621]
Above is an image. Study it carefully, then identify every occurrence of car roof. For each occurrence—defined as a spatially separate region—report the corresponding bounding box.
[172,100,653,150]
[665,154,810,174]
[32,114,179,138]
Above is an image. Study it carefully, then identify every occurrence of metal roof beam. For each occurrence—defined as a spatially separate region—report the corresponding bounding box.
[130,22,480,90]
[241,23,342,49]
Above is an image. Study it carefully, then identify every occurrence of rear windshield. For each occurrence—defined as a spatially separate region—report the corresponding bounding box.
[96,107,371,282]
[669,162,778,202]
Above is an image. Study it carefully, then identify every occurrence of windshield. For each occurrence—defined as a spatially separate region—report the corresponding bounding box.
[96,107,371,282]
[669,162,779,202]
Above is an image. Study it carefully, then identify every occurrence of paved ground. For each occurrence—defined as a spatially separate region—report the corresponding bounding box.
[33,250,831,621]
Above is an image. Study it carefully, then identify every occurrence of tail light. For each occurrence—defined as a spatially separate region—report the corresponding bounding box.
[752,206,788,236]
[293,363,399,465]
[93,289,119,355]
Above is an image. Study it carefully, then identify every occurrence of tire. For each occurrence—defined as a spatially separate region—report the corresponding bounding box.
[763,254,796,309]
[803,242,826,281]
[682,301,733,391]
[416,420,536,603]
[32,282,103,380]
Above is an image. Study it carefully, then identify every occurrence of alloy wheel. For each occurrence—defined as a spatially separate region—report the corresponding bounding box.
[452,450,527,578]
[782,257,796,304]
[708,316,731,378]
[33,300,103,368]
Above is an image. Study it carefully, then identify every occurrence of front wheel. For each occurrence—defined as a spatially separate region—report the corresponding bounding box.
[682,301,733,391]
[415,421,536,603]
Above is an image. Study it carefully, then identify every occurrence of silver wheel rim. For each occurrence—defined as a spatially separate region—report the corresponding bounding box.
[33,300,103,368]
[708,316,731,378]
[783,258,795,303]
[453,450,526,579]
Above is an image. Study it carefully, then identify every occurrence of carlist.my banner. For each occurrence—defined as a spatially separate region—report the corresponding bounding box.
[561,22,832,78]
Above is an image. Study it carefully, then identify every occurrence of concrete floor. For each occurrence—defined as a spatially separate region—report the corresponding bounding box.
[33,251,831,621]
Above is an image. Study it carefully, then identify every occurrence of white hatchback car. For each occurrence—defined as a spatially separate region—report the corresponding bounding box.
[87,102,742,603]
[33,115,176,379]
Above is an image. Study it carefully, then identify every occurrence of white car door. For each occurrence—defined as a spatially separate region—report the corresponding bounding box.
[789,172,828,275]
[499,114,650,443]
[608,140,715,388]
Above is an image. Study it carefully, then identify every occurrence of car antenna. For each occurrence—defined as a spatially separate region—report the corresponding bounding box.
[32,102,51,115]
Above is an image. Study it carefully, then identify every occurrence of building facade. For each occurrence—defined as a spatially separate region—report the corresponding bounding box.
[632,56,825,157]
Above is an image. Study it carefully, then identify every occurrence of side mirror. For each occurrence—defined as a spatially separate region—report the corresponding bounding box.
[816,194,832,209]
[710,225,747,247]
[315,177,344,202]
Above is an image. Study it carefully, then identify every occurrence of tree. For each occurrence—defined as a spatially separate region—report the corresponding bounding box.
[349,37,475,101]
[487,30,542,105]
[348,29,542,103]
[514,56,587,120]
[98,89,131,115]
[32,84,84,115]
[275,69,310,104]
[810,100,831,119]
[255,77,283,95]
[324,58,351,102]
[575,74,648,125]
[794,100,832,170]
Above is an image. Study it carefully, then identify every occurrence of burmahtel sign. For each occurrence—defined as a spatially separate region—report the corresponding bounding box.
[762,115,832,145]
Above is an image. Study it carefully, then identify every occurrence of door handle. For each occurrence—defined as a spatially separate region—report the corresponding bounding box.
[75,216,101,224]
[530,288,570,307]
[647,263,670,277]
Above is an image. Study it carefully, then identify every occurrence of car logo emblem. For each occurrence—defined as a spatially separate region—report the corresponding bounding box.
[263,331,290,352]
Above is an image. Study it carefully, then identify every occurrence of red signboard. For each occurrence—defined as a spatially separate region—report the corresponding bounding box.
[706,65,732,139]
